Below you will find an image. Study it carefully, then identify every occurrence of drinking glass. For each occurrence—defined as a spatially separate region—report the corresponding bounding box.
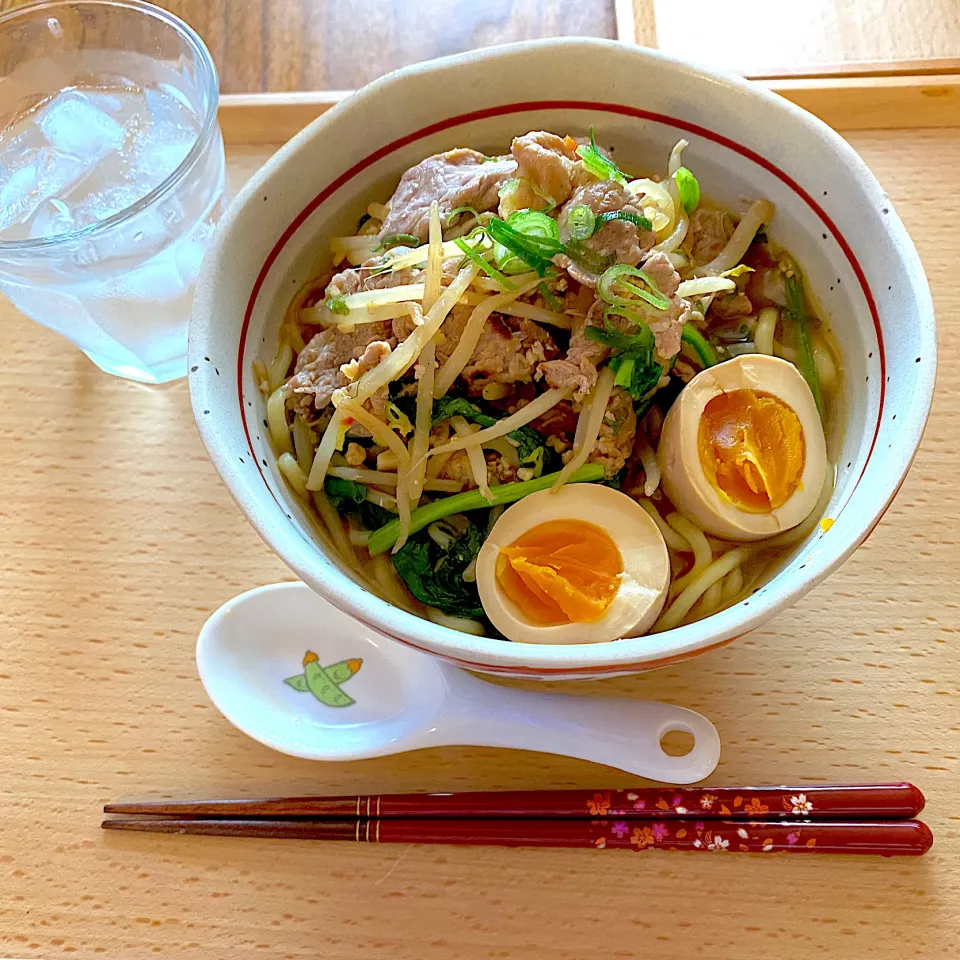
[0,0,225,383]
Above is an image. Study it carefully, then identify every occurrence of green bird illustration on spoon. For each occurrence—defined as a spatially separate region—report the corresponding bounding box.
[284,651,363,707]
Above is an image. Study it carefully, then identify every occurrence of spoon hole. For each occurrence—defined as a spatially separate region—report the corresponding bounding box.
[659,727,695,757]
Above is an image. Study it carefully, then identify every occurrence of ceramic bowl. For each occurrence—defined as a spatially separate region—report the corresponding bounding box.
[190,38,936,680]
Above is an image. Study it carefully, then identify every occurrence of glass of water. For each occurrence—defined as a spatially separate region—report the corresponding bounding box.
[0,0,225,383]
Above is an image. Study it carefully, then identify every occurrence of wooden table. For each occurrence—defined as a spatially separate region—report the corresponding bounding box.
[3,4,960,959]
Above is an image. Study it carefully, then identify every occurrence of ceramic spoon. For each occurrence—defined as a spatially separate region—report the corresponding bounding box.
[196,582,721,784]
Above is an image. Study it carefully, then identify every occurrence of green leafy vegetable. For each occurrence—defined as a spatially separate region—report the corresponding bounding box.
[324,476,368,508]
[366,464,605,556]
[488,210,563,276]
[584,315,664,402]
[576,127,627,185]
[598,263,670,312]
[454,237,515,289]
[675,167,700,215]
[783,266,825,419]
[681,323,719,368]
[326,294,350,316]
[593,210,653,233]
[431,396,496,428]
[358,499,396,531]
[375,233,421,251]
[391,518,485,618]
[565,204,596,240]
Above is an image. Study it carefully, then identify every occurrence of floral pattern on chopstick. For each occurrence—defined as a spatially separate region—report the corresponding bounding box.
[584,789,816,819]
[585,819,817,853]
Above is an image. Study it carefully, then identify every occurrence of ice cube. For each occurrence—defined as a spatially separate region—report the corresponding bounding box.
[144,86,197,127]
[123,87,199,186]
[0,144,91,237]
[0,163,41,234]
[28,198,76,240]
[38,89,125,163]
[74,183,143,227]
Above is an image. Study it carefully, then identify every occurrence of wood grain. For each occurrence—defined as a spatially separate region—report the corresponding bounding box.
[646,0,960,75]
[4,0,958,93]
[216,73,960,147]
[149,0,617,93]
[1,125,960,957]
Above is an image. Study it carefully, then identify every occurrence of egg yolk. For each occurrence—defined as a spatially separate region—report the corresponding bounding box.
[698,389,805,513]
[495,520,623,625]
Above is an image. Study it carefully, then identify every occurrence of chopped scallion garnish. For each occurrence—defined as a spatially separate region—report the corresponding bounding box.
[593,210,653,233]
[453,237,516,289]
[565,204,596,240]
[564,239,616,276]
[488,211,563,277]
[675,167,701,215]
[680,323,719,367]
[538,281,564,311]
[598,264,671,312]
[326,295,349,316]
[447,205,481,226]
[575,127,627,185]
[376,233,421,251]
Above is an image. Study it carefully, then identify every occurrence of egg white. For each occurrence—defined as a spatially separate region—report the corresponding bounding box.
[475,484,670,645]
[657,354,827,541]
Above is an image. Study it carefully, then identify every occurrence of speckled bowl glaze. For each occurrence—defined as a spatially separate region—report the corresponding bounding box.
[190,39,936,680]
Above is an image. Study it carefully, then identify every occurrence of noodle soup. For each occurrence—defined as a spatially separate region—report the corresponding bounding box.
[258,128,842,645]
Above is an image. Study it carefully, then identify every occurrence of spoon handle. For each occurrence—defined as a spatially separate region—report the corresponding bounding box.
[434,672,721,784]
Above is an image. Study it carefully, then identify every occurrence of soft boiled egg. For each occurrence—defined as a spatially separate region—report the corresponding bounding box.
[475,484,670,644]
[657,354,827,541]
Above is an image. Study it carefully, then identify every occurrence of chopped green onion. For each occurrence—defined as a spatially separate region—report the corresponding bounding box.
[593,210,653,233]
[538,281,564,311]
[565,204,596,240]
[681,323,719,367]
[576,127,627,185]
[509,209,560,242]
[564,239,616,276]
[783,268,825,419]
[488,211,563,277]
[366,464,606,556]
[326,295,349,316]
[675,167,700,215]
[585,312,655,353]
[376,233,421,251]
[598,264,671,312]
[447,205,481,226]
[453,237,516,289]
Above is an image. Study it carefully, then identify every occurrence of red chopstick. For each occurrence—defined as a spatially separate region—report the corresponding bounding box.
[101,816,933,856]
[104,782,924,821]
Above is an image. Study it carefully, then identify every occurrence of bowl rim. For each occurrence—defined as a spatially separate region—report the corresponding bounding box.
[190,37,937,674]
